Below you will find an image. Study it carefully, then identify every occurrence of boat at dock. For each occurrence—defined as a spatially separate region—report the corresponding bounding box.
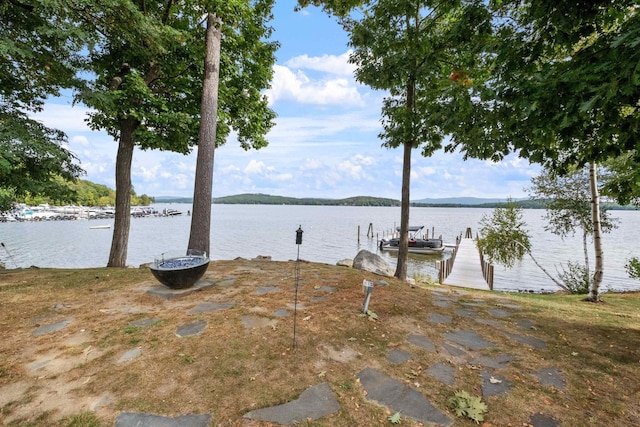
[379,225,445,254]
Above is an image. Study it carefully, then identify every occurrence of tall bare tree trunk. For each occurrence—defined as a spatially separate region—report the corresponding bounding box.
[588,162,603,301]
[394,77,416,281]
[394,139,412,281]
[188,13,222,256]
[107,120,136,267]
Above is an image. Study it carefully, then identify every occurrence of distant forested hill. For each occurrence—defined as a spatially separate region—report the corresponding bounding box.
[210,193,401,206]
[153,193,635,210]
[15,179,154,207]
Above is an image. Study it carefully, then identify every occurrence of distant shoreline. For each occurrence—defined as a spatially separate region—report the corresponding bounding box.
[153,193,636,210]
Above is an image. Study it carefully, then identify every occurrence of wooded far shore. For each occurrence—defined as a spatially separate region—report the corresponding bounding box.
[154,193,637,210]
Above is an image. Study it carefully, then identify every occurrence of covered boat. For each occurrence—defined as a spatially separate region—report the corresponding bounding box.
[379,226,445,254]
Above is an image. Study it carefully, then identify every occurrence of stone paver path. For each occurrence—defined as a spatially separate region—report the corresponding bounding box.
[115,412,211,427]
[357,367,453,426]
[243,383,339,424]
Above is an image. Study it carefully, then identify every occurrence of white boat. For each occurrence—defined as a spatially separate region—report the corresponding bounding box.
[89,225,111,229]
[379,226,445,254]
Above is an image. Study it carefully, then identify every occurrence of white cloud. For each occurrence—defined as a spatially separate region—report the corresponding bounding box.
[244,159,266,174]
[33,103,93,132]
[70,135,89,146]
[416,166,437,176]
[337,159,365,180]
[285,51,355,75]
[265,63,363,106]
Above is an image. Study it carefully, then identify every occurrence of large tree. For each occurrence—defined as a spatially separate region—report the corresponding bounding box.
[443,1,639,301]
[0,0,86,212]
[298,0,492,280]
[75,0,277,267]
[528,165,617,293]
[188,2,277,256]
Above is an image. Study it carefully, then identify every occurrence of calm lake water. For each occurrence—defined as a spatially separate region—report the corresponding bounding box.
[1,204,639,293]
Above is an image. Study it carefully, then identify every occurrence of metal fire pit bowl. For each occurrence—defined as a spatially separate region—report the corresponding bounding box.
[149,249,210,289]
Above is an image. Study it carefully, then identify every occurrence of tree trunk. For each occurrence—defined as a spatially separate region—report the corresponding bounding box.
[582,229,590,278]
[588,162,604,301]
[188,13,222,256]
[394,77,416,281]
[394,138,412,281]
[107,119,136,267]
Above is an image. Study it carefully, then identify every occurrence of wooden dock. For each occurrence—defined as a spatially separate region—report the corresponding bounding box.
[442,237,491,290]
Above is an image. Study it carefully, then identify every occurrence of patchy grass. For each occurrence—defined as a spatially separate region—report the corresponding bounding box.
[0,260,639,426]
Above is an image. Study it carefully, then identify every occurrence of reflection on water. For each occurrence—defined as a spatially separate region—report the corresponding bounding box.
[1,204,638,293]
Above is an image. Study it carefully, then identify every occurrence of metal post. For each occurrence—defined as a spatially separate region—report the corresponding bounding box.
[362,280,374,313]
[293,226,303,348]
[1,242,18,268]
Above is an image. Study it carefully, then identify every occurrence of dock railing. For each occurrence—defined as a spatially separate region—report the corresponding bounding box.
[438,234,461,284]
[478,244,494,290]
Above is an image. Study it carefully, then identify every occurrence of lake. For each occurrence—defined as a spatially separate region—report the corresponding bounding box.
[1,204,639,293]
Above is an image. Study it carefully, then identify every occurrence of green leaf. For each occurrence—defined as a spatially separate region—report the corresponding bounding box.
[388,412,402,424]
[447,390,488,424]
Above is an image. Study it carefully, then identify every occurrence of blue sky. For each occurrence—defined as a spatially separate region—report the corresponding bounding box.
[33,3,539,200]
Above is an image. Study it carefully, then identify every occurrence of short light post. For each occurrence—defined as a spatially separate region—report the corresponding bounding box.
[362,280,374,314]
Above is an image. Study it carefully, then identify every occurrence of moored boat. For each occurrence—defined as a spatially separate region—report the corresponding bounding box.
[379,225,445,254]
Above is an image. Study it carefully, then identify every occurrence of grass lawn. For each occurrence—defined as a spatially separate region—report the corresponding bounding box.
[0,259,639,426]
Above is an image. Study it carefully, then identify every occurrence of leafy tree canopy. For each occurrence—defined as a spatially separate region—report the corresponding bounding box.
[0,0,88,212]
[446,1,639,176]
[76,0,278,154]
[0,108,83,212]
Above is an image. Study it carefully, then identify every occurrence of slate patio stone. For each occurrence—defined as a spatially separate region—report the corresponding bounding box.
[454,308,477,317]
[517,319,537,329]
[315,285,336,293]
[242,315,278,329]
[356,368,453,426]
[460,302,484,307]
[428,313,452,324]
[426,362,456,386]
[216,278,237,287]
[497,301,522,310]
[188,301,234,314]
[474,318,504,329]
[175,320,207,337]
[256,286,281,295]
[287,302,307,310]
[129,318,161,327]
[310,296,328,302]
[32,318,73,337]
[272,309,290,317]
[470,354,515,370]
[444,330,495,350]
[442,342,469,358]
[488,308,512,318]
[536,366,565,390]
[407,334,436,352]
[505,332,547,350]
[387,348,412,365]
[115,412,211,427]
[243,382,339,424]
[117,348,142,363]
[480,371,510,397]
[29,359,51,371]
[529,413,560,427]
[433,300,451,308]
